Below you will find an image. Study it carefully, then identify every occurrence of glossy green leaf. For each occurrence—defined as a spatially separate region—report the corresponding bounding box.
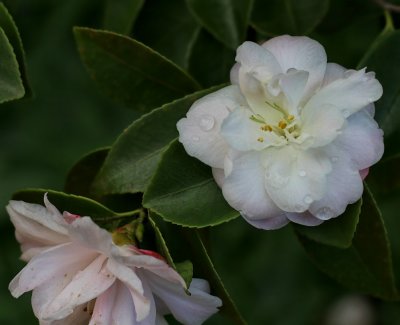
[188,29,235,87]
[133,0,200,69]
[368,154,400,195]
[298,185,397,300]
[294,199,362,249]
[103,0,144,34]
[74,27,201,112]
[186,0,252,49]
[143,140,239,227]
[93,86,222,196]
[0,27,24,103]
[0,2,31,98]
[251,0,329,36]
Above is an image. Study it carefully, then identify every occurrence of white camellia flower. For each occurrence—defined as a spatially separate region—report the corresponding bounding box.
[7,195,222,325]
[177,35,384,230]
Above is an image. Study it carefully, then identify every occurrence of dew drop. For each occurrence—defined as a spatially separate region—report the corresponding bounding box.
[192,136,200,141]
[299,170,306,177]
[304,195,313,204]
[316,207,335,220]
[343,110,350,118]
[198,114,215,131]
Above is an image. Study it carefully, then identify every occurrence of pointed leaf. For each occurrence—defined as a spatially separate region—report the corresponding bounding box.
[74,27,201,112]
[93,86,223,196]
[297,185,397,300]
[294,199,362,248]
[185,0,252,49]
[103,0,144,34]
[143,140,239,227]
[251,0,329,36]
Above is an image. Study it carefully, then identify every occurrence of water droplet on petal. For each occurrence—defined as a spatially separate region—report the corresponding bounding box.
[343,110,350,118]
[192,136,200,141]
[299,170,306,177]
[304,195,313,204]
[316,207,335,220]
[331,156,338,163]
[198,114,215,131]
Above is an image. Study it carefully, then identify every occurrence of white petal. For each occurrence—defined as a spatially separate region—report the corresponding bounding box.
[221,107,286,151]
[212,168,225,188]
[309,145,364,220]
[230,62,240,85]
[177,85,244,168]
[222,151,284,220]
[299,103,346,148]
[262,35,327,99]
[42,304,92,325]
[42,255,115,320]
[305,68,383,117]
[286,212,324,226]
[263,146,332,213]
[333,109,384,170]
[279,69,309,114]
[89,283,116,325]
[146,273,222,325]
[242,214,289,230]
[321,62,345,86]
[111,281,136,324]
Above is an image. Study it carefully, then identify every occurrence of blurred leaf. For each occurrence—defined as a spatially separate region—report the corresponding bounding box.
[0,27,24,103]
[0,2,31,98]
[251,0,329,36]
[294,199,362,249]
[133,0,200,69]
[143,140,239,227]
[298,185,398,300]
[65,147,109,197]
[188,29,235,87]
[175,260,194,288]
[103,0,144,34]
[186,0,252,50]
[93,85,222,196]
[368,154,400,196]
[74,27,201,112]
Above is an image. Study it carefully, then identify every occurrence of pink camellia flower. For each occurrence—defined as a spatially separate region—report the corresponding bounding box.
[177,35,384,230]
[7,195,222,324]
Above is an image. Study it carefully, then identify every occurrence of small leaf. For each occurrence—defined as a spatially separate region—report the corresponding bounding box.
[175,260,194,288]
[133,0,200,69]
[186,0,252,50]
[93,86,223,196]
[74,27,201,112]
[143,140,239,227]
[294,199,362,248]
[0,27,24,103]
[103,0,144,34]
[251,0,329,36]
[0,2,31,98]
[297,185,398,300]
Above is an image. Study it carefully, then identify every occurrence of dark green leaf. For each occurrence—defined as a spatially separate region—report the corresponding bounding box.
[368,154,400,196]
[143,140,239,227]
[103,0,144,34]
[133,0,200,69]
[298,185,398,300]
[93,86,223,196]
[251,0,329,36]
[186,0,252,50]
[74,27,201,112]
[0,27,24,103]
[0,2,31,98]
[188,29,235,88]
[294,199,362,248]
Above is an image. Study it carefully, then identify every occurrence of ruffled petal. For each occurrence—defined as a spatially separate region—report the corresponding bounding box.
[321,62,345,86]
[110,281,136,324]
[262,35,327,99]
[222,151,284,220]
[242,214,289,230]
[279,69,309,115]
[263,146,332,213]
[177,85,244,168]
[89,283,116,325]
[305,68,383,117]
[212,168,225,188]
[286,212,324,226]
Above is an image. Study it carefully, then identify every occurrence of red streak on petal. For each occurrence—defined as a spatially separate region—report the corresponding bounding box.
[63,212,81,224]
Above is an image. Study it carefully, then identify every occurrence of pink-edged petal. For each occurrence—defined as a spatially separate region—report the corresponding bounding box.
[42,255,115,321]
[299,104,346,148]
[309,145,364,220]
[89,283,116,325]
[333,109,384,170]
[146,273,222,325]
[242,214,289,230]
[177,85,244,168]
[262,35,327,99]
[221,107,286,151]
[9,242,96,298]
[222,151,284,220]
[106,258,150,322]
[286,211,324,226]
[212,168,225,188]
[305,68,383,117]
[110,281,136,324]
[360,168,369,180]
[263,146,332,213]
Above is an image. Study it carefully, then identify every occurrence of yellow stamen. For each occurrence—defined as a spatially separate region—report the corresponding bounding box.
[287,114,295,121]
[257,137,264,142]
[278,120,287,129]
[260,124,272,132]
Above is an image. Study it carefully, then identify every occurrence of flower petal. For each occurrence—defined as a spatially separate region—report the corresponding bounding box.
[242,214,289,230]
[89,283,116,325]
[212,168,225,188]
[262,35,327,99]
[222,151,284,220]
[110,281,136,324]
[177,85,244,168]
[305,68,383,117]
[286,212,324,226]
[321,62,345,86]
[279,69,309,115]
[263,146,332,213]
